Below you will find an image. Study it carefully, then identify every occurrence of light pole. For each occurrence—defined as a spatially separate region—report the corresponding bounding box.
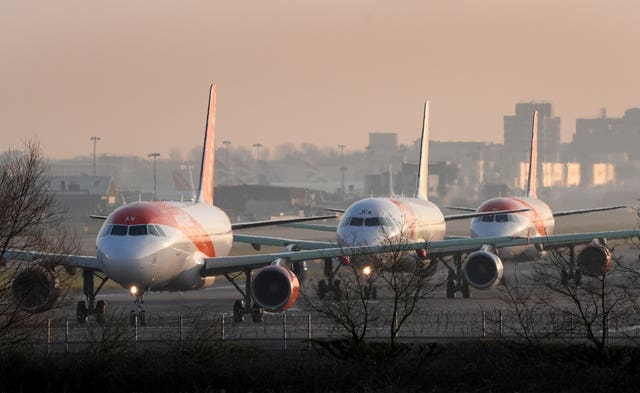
[90,136,101,176]
[252,143,263,184]
[222,140,231,186]
[147,152,160,200]
[338,144,347,199]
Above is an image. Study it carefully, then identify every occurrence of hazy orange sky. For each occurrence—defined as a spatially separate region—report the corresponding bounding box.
[2,0,639,159]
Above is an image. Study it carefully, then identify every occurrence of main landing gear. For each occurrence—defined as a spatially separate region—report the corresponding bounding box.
[560,246,582,286]
[317,258,344,300]
[445,254,470,299]
[76,269,109,324]
[225,269,264,324]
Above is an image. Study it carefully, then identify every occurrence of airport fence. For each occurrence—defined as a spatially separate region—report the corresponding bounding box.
[13,308,640,354]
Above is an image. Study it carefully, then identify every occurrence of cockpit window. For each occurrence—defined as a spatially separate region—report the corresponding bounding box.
[495,214,508,222]
[364,217,380,226]
[111,225,128,236]
[148,224,160,237]
[349,217,364,226]
[481,215,494,222]
[128,225,148,236]
[99,225,112,237]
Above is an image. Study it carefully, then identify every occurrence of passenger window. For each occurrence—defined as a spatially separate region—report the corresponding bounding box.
[481,215,494,222]
[128,225,148,236]
[99,225,112,237]
[350,217,364,226]
[111,225,128,236]
[495,214,508,222]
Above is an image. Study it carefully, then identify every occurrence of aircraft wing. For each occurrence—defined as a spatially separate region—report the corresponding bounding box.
[1,250,101,270]
[445,206,476,212]
[209,229,640,276]
[552,205,627,217]
[233,234,334,250]
[444,208,530,221]
[278,222,338,232]
[324,207,346,213]
[230,214,336,230]
[509,229,640,250]
[203,235,533,276]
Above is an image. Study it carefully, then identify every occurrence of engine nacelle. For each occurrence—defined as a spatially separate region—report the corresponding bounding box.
[11,267,60,313]
[252,265,300,312]
[463,251,504,289]
[577,241,612,276]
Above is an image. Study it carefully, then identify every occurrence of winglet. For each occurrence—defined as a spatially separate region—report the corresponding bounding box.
[196,84,216,205]
[526,110,538,198]
[415,100,430,200]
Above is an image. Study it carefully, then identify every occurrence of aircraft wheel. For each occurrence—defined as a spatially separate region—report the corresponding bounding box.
[233,300,245,323]
[318,279,328,300]
[574,270,582,285]
[129,310,137,326]
[332,280,342,301]
[446,271,455,299]
[251,304,264,323]
[76,301,88,324]
[560,270,569,286]
[95,300,107,325]
[461,278,470,299]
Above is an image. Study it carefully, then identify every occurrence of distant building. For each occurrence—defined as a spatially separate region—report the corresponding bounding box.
[573,108,640,161]
[49,175,118,219]
[504,102,561,188]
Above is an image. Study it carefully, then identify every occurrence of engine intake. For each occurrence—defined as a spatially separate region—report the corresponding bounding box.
[463,250,504,289]
[577,242,612,276]
[11,267,60,313]
[252,265,300,312]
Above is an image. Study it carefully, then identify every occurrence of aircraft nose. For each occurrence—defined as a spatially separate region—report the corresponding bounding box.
[97,238,159,288]
[471,222,520,238]
[337,227,396,247]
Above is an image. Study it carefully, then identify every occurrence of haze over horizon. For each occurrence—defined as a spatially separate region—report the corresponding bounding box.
[2,0,639,159]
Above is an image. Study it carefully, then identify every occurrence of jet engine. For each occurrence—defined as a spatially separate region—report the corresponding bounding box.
[576,240,612,276]
[462,250,504,289]
[252,265,300,312]
[11,267,60,313]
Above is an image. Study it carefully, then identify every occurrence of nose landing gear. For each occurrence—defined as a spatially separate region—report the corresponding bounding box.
[129,294,146,326]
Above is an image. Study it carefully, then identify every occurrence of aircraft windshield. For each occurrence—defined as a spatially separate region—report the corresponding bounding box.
[107,224,166,237]
[475,213,525,223]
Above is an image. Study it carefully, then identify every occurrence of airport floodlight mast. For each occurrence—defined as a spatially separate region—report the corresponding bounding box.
[338,144,347,199]
[147,152,160,200]
[252,143,263,184]
[222,140,231,186]
[90,136,101,176]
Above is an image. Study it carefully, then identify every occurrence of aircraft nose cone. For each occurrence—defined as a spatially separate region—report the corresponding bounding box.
[98,239,158,288]
[337,227,394,247]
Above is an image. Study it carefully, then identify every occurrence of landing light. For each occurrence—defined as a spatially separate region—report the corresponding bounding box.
[362,266,372,276]
[130,286,139,296]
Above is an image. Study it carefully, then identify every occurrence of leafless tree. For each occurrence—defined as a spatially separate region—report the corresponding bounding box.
[0,141,79,347]
[498,245,640,360]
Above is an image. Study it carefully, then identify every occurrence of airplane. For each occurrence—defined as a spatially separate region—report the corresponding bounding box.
[2,84,341,325]
[233,103,639,302]
[6,91,638,326]
[444,110,627,296]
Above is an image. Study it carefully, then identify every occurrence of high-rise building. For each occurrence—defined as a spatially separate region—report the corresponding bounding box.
[573,108,640,161]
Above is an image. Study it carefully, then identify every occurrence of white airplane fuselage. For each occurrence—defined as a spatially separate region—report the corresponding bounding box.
[470,197,554,261]
[336,197,446,249]
[96,201,233,293]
